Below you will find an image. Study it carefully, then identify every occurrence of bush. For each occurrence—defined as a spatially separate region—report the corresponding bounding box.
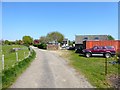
[39,43,47,49]
[33,44,38,47]
[33,43,47,49]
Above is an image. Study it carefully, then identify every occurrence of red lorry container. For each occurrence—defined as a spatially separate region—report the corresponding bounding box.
[85,40,120,52]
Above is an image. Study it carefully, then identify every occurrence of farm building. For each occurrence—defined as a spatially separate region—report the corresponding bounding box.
[34,39,40,44]
[47,41,60,50]
[62,38,69,47]
[75,35,108,49]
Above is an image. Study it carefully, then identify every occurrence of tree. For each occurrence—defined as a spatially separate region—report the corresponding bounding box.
[18,40,23,45]
[69,40,75,46]
[4,40,10,45]
[22,36,33,46]
[46,31,64,43]
[15,40,19,45]
[39,36,48,44]
[108,35,115,40]
[15,40,23,45]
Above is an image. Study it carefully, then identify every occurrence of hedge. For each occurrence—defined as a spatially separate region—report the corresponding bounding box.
[33,43,47,49]
[2,49,36,89]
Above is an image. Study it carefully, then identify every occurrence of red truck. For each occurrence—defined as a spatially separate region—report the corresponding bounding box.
[82,46,116,58]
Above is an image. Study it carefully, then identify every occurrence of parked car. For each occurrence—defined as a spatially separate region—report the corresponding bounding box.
[61,46,69,50]
[82,46,116,58]
[67,46,75,50]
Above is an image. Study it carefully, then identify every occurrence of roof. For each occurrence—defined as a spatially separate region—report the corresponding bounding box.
[48,41,58,44]
[75,35,108,44]
[63,38,68,41]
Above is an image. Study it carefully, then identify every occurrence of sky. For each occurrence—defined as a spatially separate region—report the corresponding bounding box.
[2,2,118,41]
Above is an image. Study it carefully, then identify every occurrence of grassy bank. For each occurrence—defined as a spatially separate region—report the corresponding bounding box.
[2,48,36,89]
[58,50,118,88]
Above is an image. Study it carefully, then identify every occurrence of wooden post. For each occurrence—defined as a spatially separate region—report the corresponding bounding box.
[29,51,30,56]
[16,52,18,62]
[2,55,4,70]
[30,47,32,52]
[105,58,108,75]
[24,52,25,59]
[118,55,120,88]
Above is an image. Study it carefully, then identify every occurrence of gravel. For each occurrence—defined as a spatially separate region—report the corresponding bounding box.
[11,46,94,88]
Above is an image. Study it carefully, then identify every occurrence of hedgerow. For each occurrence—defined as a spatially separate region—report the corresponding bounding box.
[2,49,36,89]
[33,43,47,49]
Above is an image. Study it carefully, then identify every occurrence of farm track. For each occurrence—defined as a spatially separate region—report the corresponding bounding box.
[11,46,93,88]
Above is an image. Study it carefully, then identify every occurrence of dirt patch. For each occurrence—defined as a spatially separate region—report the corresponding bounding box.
[107,74,120,88]
[49,50,69,57]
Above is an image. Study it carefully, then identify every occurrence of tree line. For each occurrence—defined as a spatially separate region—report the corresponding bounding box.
[2,31,65,47]
[1,31,115,47]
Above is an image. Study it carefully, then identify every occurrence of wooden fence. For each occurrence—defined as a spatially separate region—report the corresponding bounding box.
[1,51,31,70]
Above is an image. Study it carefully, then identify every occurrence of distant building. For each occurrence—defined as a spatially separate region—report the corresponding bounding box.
[34,39,40,44]
[75,35,108,49]
[19,40,24,45]
[47,40,60,50]
[62,38,69,47]
[47,41,59,45]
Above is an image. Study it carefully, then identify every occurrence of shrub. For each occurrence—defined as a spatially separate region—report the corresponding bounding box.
[33,44,38,47]
[34,43,47,49]
[40,43,47,49]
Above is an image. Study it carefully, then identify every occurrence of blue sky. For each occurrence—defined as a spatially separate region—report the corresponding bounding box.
[2,2,118,41]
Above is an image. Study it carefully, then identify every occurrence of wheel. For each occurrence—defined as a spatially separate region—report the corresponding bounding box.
[104,53,111,58]
[86,53,91,58]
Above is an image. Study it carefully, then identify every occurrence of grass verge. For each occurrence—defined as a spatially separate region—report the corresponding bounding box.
[57,50,118,88]
[2,49,36,89]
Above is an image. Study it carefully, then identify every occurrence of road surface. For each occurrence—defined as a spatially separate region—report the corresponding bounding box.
[11,46,93,88]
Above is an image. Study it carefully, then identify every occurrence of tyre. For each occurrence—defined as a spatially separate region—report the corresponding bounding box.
[104,53,111,58]
[86,53,91,58]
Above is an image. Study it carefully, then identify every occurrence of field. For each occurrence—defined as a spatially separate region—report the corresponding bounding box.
[2,45,29,70]
[2,45,36,89]
[55,50,119,88]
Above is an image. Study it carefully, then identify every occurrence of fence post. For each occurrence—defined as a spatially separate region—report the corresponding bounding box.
[118,55,120,88]
[29,51,30,56]
[16,52,18,62]
[30,47,32,52]
[24,52,25,59]
[105,58,108,75]
[2,55,4,70]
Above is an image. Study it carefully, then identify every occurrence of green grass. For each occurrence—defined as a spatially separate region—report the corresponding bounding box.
[2,48,36,89]
[60,50,118,88]
[2,45,29,70]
